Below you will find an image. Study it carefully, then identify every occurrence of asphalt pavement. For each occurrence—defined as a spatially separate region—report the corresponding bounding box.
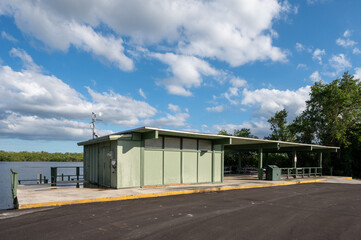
[1,183,361,240]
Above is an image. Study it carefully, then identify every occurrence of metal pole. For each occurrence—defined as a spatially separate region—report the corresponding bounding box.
[319,152,323,176]
[51,167,57,186]
[258,148,263,180]
[76,167,80,181]
[293,151,297,178]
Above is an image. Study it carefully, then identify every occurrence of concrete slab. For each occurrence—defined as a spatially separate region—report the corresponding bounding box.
[16,175,358,209]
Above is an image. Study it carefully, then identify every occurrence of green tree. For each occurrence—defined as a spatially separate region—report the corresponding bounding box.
[296,72,361,147]
[267,109,293,141]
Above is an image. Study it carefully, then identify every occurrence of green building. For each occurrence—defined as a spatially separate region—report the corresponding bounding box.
[78,127,338,188]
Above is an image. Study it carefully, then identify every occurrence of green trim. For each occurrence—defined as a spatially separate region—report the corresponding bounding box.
[142,130,159,140]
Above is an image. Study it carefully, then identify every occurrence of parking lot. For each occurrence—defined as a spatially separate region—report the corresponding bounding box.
[1,182,361,240]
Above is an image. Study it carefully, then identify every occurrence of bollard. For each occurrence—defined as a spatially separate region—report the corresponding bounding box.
[37,173,39,184]
[40,174,42,184]
[62,173,64,181]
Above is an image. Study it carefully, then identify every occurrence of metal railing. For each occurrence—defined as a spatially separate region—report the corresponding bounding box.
[51,166,83,186]
[280,167,322,179]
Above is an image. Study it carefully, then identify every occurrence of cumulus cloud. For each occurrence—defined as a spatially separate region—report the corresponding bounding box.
[0,1,133,71]
[150,53,219,96]
[212,120,270,138]
[310,71,321,82]
[336,30,357,48]
[295,43,305,52]
[0,112,113,141]
[168,104,181,113]
[353,48,361,55]
[206,105,224,113]
[241,86,311,119]
[0,0,290,87]
[329,54,351,74]
[230,77,247,88]
[354,67,361,80]
[312,48,326,64]
[0,49,190,140]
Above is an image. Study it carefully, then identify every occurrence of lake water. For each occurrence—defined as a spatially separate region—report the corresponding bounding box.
[0,162,83,210]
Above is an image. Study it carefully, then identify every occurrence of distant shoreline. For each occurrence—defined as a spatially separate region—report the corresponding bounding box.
[0,151,83,162]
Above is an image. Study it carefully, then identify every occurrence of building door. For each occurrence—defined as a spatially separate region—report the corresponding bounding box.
[98,146,111,187]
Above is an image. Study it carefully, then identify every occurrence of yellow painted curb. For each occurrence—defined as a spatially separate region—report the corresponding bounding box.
[19,178,326,209]
[343,177,353,180]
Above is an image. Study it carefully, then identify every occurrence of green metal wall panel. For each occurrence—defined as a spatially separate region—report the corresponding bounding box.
[198,152,212,183]
[117,140,141,188]
[144,150,163,186]
[213,152,222,182]
[110,141,118,188]
[182,151,197,183]
[163,151,181,184]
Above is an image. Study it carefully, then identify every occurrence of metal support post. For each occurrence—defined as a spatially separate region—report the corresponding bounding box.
[258,148,263,180]
[319,152,323,176]
[51,167,57,186]
[293,151,297,178]
[76,167,80,181]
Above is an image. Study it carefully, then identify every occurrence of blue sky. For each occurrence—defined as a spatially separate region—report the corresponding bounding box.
[1,0,361,153]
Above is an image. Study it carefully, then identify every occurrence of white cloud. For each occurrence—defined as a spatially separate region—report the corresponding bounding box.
[1,31,17,42]
[336,38,357,48]
[0,0,290,73]
[168,104,181,113]
[353,48,361,55]
[343,30,351,38]
[329,54,351,74]
[0,112,113,141]
[312,48,326,64]
[241,86,311,119]
[230,77,247,88]
[139,88,146,99]
[336,30,357,48]
[295,43,305,52]
[212,120,270,138]
[9,48,42,72]
[1,1,133,71]
[296,63,307,70]
[150,53,219,96]
[206,105,224,113]
[143,112,190,128]
[310,71,321,82]
[354,67,361,80]
[0,49,191,140]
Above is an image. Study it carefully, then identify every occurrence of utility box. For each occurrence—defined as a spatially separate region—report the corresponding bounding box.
[266,165,281,181]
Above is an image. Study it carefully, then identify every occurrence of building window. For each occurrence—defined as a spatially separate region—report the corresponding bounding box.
[182,138,197,150]
[164,137,181,149]
[145,136,163,149]
[199,140,212,151]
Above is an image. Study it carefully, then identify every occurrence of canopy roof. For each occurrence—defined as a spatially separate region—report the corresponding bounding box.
[78,126,339,152]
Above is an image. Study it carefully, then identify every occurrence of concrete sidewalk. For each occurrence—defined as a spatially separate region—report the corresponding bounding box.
[17,175,358,209]
[14,175,334,209]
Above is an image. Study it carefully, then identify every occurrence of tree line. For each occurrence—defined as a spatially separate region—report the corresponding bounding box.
[0,151,83,162]
[220,72,361,178]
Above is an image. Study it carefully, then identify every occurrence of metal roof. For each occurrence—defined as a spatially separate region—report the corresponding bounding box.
[77,126,339,152]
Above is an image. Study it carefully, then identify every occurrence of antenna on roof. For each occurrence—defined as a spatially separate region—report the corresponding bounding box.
[90,112,102,139]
